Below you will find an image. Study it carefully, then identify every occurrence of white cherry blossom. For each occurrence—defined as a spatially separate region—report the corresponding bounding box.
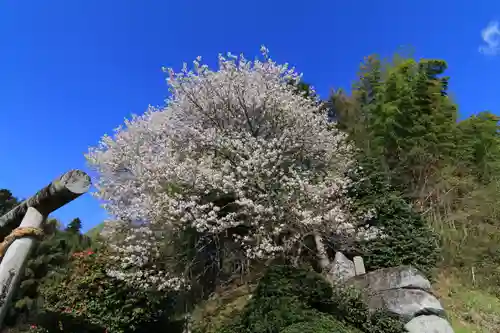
[86,47,368,291]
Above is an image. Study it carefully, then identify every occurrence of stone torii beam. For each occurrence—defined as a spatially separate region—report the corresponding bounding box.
[0,170,91,328]
[0,170,91,240]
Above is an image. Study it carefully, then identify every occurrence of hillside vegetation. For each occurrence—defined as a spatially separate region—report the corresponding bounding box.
[1,49,500,333]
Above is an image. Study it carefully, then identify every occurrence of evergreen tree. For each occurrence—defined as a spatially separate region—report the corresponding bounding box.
[331,55,459,206]
[456,111,500,183]
[65,218,82,234]
[0,189,20,216]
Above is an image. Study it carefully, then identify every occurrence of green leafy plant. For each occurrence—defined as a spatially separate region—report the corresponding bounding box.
[328,283,404,333]
[280,316,358,333]
[345,160,440,277]
[219,264,400,333]
[39,249,178,333]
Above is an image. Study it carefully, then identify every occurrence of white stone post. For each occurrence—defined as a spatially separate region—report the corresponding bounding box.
[0,207,46,328]
[353,256,366,275]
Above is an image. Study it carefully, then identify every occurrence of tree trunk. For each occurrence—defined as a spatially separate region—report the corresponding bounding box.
[314,233,331,270]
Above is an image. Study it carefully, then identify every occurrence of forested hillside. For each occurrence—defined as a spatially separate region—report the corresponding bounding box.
[2,49,500,332]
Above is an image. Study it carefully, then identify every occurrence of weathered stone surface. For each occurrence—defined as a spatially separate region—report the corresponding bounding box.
[341,265,453,331]
[366,289,445,322]
[0,170,91,240]
[345,265,431,293]
[0,208,46,327]
[329,251,355,282]
[405,315,454,333]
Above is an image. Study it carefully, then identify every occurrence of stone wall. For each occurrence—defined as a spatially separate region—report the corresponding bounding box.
[332,252,455,333]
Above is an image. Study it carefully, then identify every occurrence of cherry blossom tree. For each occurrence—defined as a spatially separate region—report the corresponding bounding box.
[86,47,377,291]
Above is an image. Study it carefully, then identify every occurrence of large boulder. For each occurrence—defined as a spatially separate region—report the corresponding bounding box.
[345,265,431,292]
[329,251,356,282]
[342,265,454,332]
[405,315,454,333]
[364,288,445,322]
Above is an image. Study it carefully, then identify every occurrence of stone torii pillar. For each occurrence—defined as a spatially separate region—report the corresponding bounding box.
[0,170,91,328]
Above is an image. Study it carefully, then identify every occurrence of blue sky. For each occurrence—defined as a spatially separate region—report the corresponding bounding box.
[1,0,500,231]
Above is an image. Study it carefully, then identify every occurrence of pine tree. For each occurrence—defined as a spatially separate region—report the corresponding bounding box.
[0,189,19,216]
[65,218,82,234]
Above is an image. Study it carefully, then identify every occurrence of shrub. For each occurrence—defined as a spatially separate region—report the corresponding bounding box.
[344,159,440,277]
[223,295,320,333]
[280,316,359,333]
[39,249,178,333]
[252,264,333,312]
[328,282,404,333]
[219,264,401,333]
[219,265,341,333]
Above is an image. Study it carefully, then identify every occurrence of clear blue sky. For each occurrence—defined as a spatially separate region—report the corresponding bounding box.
[1,0,500,232]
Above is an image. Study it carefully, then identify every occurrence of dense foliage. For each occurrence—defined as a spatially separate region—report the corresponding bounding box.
[39,249,178,333]
[0,190,20,216]
[343,160,440,276]
[217,265,400,333]
[329,54,500,290]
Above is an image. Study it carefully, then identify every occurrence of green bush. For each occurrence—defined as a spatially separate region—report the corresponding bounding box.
[328,283,404,333]
[219,264,402,333]
[219,265,345,333]
[253,264,333,311]
[39,249,179,333]
[280,316,358,333]
[346,161,440,277]
[223,295,320,333]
